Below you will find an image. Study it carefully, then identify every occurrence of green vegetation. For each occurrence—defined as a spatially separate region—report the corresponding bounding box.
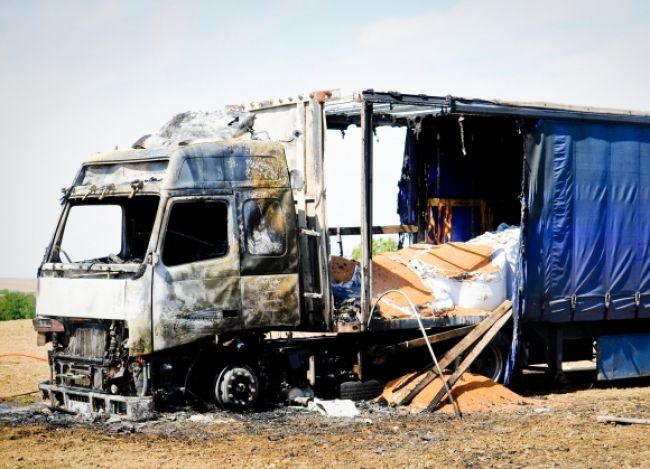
[351,237,398,261]
[0,290,36,320]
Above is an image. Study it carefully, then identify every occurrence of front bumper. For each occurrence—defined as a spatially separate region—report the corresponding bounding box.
[38,381,154,421]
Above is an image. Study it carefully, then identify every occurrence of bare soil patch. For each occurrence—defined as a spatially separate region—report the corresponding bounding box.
[0,320,49,404]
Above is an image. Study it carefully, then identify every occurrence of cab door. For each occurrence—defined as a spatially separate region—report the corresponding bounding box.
[151,196,241,352]
[238,188,301,329]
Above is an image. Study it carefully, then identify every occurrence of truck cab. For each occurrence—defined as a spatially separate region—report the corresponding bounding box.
[35,140,310,417]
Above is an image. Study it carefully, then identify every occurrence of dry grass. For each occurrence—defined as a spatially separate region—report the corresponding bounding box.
[0,320,49,403]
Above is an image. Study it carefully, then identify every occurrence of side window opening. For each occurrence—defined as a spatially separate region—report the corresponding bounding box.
[244,199,286,256]
[162,201,229,267]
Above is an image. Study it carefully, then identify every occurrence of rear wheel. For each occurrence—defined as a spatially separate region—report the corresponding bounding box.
[213,363,260,412]
[469,332,510,383]
[339,379,384,401]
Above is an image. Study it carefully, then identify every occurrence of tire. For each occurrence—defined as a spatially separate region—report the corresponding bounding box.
[213,363,261,412]
[469,331,510,383]
[339,379,384,401]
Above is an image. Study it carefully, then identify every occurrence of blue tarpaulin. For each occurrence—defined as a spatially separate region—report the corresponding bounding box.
[397,133,484,242]
[597,333,650,380]
[397,119,521,242]
[395,115,650,381]
[524,120,650,322]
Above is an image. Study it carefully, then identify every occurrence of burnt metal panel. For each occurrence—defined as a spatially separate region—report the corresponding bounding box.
[151,194,242,352]
[303,98,332,329]
[240,274,300,328]
[368,315,489,331]
[164,141,290,191]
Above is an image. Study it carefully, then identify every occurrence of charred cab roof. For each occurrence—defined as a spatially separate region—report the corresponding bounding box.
[74,140,289,195]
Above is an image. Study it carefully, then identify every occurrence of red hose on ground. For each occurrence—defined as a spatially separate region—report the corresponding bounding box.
[0,353,47,401]
[0,353,47,362]
[0,390,39,401]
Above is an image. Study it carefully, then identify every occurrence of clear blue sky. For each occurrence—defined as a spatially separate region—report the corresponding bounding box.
[1,0,649,277]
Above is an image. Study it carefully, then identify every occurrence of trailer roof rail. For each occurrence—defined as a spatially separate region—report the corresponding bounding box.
[322,89,650,129]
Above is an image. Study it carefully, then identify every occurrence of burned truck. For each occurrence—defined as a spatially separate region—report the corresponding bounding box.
[34,90,650,418]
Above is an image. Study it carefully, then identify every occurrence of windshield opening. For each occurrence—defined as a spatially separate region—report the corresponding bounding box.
[51,196,160,264]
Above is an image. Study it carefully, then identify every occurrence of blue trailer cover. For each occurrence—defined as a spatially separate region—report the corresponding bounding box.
[524,120,650,322]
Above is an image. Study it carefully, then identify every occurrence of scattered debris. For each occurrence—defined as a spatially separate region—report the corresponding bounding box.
[307,398,360,418]
[597,415,650,425]
[329,256,356,283]
[134,109,259,148]
[421,431,449,442]
[287,386,315,406]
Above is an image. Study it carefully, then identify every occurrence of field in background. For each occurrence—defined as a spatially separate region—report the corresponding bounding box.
[0,279,37,321]
[0,279,36,294]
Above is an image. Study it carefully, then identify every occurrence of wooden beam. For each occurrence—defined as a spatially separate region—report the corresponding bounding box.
[426,309,513,412]
[597,415,650,425]
[394,300,511,401]
[381,325,476,355]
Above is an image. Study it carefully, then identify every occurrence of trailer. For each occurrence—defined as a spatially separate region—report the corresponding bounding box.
[33,89,650,418]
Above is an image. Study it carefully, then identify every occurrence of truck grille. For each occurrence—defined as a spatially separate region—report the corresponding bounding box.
[66,326,107,359]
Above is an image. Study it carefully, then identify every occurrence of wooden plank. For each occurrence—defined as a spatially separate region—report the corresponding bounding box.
[426,309,513,412]
[597,415,650,425]
[394,301,510,397]
[434,301,511,370]
[382,325,477,355]
[394,300,511,399]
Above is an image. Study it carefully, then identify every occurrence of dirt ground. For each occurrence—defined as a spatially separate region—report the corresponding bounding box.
[2,320,650,468]
[0,320,49,404]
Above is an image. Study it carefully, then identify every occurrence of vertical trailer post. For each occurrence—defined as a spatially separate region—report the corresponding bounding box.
[360,99,373,327]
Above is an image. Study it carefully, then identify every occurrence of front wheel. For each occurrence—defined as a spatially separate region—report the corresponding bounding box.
[213,363,261,412]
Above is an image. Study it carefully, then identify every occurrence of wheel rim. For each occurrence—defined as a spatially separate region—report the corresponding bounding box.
[214,364,260,411]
